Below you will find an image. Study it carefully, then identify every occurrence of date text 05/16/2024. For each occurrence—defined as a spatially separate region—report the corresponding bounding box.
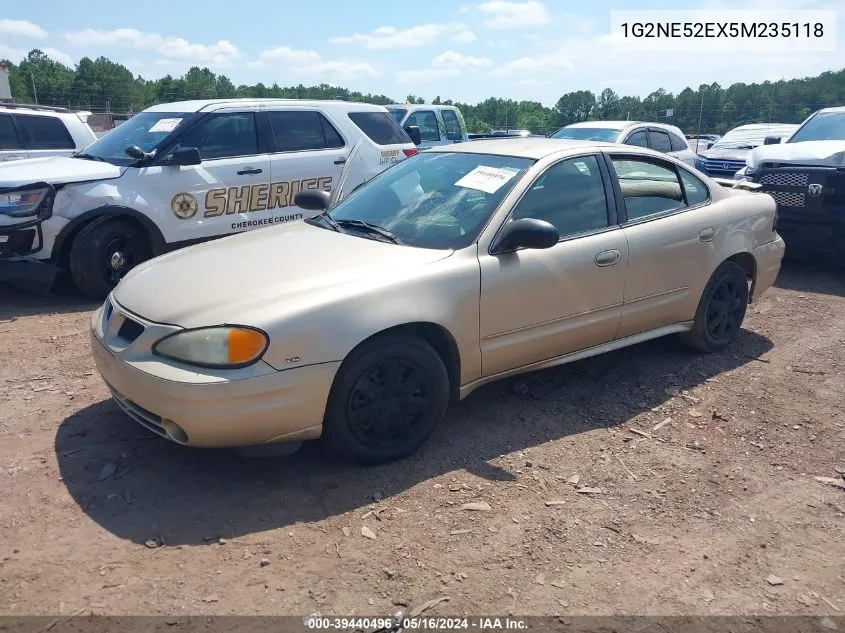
[304,616,528,631]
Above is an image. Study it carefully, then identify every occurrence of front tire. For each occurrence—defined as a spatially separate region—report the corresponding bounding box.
[322,334,450,464]
[679,261,749,353]
[68,218,150,299]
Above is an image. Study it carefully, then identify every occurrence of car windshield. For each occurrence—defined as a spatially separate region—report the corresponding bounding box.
[386,108,407,124]
[550,127,620,142]
[788,111,845,143]
[324,151,534,250]
[711,126,795,150]
[78,111,197,165]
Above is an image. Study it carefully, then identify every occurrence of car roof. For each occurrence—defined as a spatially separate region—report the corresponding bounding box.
[387,103,458,110]
[142,99,389,114]
[565,120,635,130]
[428,137,633,159]
[817,106,845,114]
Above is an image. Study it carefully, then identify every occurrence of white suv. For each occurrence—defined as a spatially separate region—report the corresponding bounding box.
[0,104,97,162]
[550,121,695,166]
[0,98,418,298]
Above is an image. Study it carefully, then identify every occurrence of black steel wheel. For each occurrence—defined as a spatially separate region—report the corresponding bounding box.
[323,334,450,464]
[679,261,749,353]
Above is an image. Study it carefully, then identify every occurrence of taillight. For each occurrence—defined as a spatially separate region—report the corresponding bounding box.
[402,148,419,157]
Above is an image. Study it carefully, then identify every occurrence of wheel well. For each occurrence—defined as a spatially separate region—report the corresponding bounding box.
[725,251,757,300]
[57,213,153,271]
[355,322,461,402]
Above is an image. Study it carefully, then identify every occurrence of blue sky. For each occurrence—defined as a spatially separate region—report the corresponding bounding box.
[0,0,842,105]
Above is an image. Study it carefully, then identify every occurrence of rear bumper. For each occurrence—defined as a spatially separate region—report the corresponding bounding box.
[751,236,786,301]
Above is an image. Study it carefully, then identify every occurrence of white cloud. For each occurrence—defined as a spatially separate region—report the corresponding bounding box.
[250,46,378,79]
[63,28,242,67]
[396,68,462,84]
[432,51,492,68]
[452,29,477,43]
[478,1,551,29]
[330,23,470,49]
[43,48,74,67]
[492,52,573,76]
[397,50,492,83]
[0,44,28,63]
[0,19,47,39]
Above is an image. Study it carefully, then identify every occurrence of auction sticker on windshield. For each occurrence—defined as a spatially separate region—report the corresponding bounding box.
[149,118,183,133]
[454,166,519,194]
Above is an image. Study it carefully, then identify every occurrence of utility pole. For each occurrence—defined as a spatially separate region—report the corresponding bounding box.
[695,90,704,155]
[30,72,37,104]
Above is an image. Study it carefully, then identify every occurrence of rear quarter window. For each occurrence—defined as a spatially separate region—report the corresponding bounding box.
[669,133,689,152]
[348,111,412,146]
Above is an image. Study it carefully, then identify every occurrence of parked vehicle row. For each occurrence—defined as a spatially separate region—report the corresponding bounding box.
[90,137,785,463]
[0,99,421,297]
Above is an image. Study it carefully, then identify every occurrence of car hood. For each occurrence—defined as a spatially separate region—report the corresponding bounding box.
[0,156,123,188]
[747,140,845,169]
[113,221,454,328]
[698,147,750,162]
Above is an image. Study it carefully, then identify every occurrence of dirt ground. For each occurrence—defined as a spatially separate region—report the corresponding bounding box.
[0,263,843,618]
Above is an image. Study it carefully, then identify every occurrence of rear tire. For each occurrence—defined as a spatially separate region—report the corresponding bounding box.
[68,218,150,299]
[679,261,749,353]
[322,334,450,464]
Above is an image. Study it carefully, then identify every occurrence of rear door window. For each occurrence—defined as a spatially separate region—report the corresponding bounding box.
[0,114,24,150]
[267,110,345,152]
[15,115,74,150]
[348,111,412,145]
[648,130,672,153]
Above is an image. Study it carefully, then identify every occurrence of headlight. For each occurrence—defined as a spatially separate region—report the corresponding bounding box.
[0,186,49,218]
[152,326,269,368]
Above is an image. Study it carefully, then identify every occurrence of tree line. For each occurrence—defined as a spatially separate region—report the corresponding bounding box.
[3,49,845,135]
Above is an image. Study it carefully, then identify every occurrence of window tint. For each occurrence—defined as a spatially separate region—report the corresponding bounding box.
[611,157,685,220]
[178,113,258,160]
[0,115,24,150]
[442,110,463,141]
[648,130,672,153]
[679,169,710,206]
[405,111,441,142]
[348,111,411,146]
[669,132,688,152]
[625,130,648,148]
[511,155,610,237]
[15,115,73,150]
[268,111,344,152]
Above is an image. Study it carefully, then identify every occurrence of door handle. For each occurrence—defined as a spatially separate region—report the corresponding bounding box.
[699,227,715,242]
[334,157,347,165]
[237,167,263,175]
[594,249,621,267]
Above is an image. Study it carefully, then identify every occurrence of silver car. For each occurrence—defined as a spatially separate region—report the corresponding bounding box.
[550,121,695,166]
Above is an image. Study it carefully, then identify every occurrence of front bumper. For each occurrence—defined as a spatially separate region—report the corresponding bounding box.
[89,300,340,448]
[751,236,786,301]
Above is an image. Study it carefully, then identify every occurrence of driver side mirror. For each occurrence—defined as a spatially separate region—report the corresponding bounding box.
[763,135,781,145]
[404,125,422,145]
[491,218,560,253]
[294,189,331,212]
[162,146,202,166]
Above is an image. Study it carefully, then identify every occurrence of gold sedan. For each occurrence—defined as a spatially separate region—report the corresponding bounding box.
[90,139,785,463]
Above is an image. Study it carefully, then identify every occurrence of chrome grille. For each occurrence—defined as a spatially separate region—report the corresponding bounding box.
[769,191,805,208]
[760,172,808,187]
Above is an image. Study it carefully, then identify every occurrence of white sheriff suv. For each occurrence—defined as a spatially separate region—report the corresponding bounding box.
[0,98,419,298]
[0,103,97,163]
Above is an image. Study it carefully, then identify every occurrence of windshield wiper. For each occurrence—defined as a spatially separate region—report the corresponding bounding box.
[305,211,345,233]
[335,219,403,244]
[73,152,107,162]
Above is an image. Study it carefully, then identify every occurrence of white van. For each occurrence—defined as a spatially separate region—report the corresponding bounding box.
[0,99,419,297]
